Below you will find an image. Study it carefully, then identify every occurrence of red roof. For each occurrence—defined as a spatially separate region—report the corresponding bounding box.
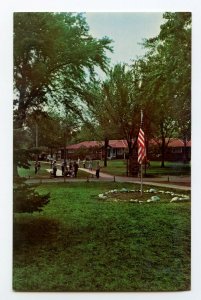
[66,139,191,150]
[66,140,128,150]
[150,138,191,148]
[66,141,103,150]
[108,140,128,149]
[168,139,184,147]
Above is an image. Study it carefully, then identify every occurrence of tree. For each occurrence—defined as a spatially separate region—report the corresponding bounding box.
[138,56,178,167]
[25,109,79,158]
[85,64,142,174]
[159,13,191,163]
[13,178,50,213]
[14,12,112,127]
[13,12,112,175]
[140,12,191,166]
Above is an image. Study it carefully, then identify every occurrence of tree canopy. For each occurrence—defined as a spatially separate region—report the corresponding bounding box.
[13,12,191,173]
[14,12,112,127]
[139,12,191,165]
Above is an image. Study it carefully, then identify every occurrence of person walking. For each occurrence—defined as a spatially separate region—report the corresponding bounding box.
[96,161,101,179]
[61,162,65,175]
[53,161,57,178]
[73,161,79,178]
[88,160,93,171]
[34,161,38,174]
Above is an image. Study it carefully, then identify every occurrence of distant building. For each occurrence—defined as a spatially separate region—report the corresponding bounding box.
[60,138,191,162]
[149,138,191,161]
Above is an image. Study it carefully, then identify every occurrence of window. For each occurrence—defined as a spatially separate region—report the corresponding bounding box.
[171,147,182,153]
[117,148,123,155]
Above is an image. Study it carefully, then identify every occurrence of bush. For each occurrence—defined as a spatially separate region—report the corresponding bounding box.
[13,179,50,213]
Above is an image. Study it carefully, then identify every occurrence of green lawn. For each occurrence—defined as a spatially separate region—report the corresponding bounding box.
[17,161,50,178]
[13,182,191,292]
[17,160,191,179]
[101,159,128,176]
[18,161,88,179]
[101,159,191,177]
[146,161,191,176]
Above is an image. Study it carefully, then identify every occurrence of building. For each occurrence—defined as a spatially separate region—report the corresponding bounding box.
[149,138,191,161]
[60,138,191,162]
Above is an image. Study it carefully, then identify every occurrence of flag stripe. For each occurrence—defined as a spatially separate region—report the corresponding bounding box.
[137,128,146,164]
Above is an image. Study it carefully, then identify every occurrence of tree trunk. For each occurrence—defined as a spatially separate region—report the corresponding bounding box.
[144,139,149,176]
[161,136,165,168]
[126,157,129,176]
[128,145,139,176]
[104,137,109,167]
[183,137,187,164]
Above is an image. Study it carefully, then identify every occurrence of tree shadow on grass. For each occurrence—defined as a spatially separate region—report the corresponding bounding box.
[13,216,95,252]
[13,216,61,250]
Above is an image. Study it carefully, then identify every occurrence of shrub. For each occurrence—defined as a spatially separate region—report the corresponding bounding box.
[13,179,50,213]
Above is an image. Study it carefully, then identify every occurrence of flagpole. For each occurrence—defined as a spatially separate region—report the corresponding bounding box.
[140,163,143,196]
[140,109,143,196]
[137,109,145,196]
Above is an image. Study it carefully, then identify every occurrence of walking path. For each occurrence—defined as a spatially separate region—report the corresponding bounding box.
[78,168,191,191]
[27,166,191,191]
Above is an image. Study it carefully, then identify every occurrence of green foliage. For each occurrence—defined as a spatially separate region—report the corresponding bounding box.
[14,12,112,127]
[139,13,191,165]
[13,179,50,213]
[13,182,190,291]
[142,13,191,130]
[13,127,47,176]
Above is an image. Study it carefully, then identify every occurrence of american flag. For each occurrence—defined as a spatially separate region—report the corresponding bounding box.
[137,128,146,164]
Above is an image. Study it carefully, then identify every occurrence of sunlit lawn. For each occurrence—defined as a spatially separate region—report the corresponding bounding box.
[13,182,191,292]
[101,160,191,177]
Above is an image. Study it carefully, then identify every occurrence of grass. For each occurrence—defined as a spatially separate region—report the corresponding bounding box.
[13,181,191,292]
[101,159,128,176]
[100,159,191,177]
[146,161,191,176]
[17,161,53,178]
[17,160,191,179]
[18,161,89,179]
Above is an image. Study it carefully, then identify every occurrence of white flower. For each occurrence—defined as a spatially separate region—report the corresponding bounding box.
[170,197,179,202]
[120,188,128,192]
[147,196,160,202]
[130,199,139,203]
[98,194,107,199]
[182,195,190,200]
[149,188,157,193]
[151,196,160,201]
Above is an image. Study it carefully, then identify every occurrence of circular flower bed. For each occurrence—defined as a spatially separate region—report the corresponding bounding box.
[98,188,190,204]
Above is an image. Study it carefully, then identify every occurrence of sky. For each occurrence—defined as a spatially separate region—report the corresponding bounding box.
[86,12,164,65]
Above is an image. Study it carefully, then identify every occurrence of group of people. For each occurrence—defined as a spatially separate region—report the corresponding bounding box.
[61,161,79,178]
[82,159,93,170]
[35,158,101,179]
